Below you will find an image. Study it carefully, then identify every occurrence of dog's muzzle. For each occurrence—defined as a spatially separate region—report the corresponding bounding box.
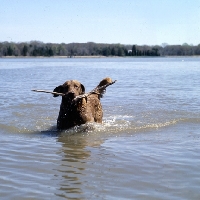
[65,91,76,99]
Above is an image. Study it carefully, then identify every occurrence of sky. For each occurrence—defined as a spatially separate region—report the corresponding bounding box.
[0,0,200,46]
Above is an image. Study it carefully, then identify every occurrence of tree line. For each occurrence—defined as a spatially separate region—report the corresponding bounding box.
[0,41,200,57]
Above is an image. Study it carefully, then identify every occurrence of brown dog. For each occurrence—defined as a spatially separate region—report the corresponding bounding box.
[53,78,113,129]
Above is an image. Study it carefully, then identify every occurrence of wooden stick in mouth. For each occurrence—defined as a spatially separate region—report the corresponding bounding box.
[31,89,65,96]
[32,79,117,99]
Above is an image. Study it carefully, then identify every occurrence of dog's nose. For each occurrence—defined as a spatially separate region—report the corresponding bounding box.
[66,91,76,98]
[68,91,75,94]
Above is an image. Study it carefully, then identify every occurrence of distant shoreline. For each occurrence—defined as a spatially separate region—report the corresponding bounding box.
[1,55,200,59]
[1,41,199,57]
[0,55,107,59]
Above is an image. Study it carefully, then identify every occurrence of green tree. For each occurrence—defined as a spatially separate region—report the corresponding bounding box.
[22,45,28,56]
[111,47,116,56]
[152,48,159,56]
[102,47,111,56]
[117,47,123,56]
[124,48,128,56]
[7,46,13,56]
[132,45,136,56]
[47,47,54,56]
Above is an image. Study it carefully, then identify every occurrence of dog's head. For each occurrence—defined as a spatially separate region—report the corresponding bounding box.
[53,80,85,99]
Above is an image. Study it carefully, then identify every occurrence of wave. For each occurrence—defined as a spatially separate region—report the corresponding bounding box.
[0,115,199,136]
[102,115,180,133]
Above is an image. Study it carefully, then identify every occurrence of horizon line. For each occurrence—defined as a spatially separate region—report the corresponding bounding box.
[0,40,199,47]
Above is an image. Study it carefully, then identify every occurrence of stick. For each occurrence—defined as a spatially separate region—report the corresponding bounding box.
[73,80,117,101]
[31,89,65,96]
[31,80,117,99]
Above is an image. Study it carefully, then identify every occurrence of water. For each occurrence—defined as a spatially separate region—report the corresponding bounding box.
[0,57,200,199]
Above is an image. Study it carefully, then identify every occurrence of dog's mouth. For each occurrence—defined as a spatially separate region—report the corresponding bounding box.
[64,92,77,99]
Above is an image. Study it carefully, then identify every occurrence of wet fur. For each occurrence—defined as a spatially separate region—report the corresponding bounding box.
[53,80,103,129]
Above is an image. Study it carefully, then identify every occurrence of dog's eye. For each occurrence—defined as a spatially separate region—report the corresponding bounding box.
[74,85,79,88]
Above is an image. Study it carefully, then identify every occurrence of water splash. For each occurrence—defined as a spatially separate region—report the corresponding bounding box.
[0,114,198,136]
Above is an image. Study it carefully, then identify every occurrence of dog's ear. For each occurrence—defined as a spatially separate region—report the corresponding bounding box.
[53,85,63,97]
[80,84,85,94]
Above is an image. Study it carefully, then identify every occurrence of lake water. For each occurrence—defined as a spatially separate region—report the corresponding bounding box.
[0,57,200,200]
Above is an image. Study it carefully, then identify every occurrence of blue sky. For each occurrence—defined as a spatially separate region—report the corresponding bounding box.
[0,0,200,45]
